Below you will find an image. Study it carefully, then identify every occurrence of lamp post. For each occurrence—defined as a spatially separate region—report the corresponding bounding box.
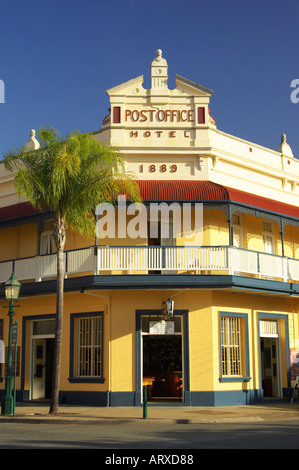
[1,273,21,415]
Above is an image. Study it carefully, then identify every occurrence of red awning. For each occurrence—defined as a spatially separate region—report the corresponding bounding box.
[226,186,299,219]
[0,202,39,221]
[1,180,299,221]
[137,180,229,201]
[137,180,299,219]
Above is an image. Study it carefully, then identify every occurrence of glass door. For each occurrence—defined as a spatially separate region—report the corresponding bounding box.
[32,339,46,399]
[30,319,55,400]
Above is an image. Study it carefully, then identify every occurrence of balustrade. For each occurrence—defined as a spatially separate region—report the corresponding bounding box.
[1,245,299,284]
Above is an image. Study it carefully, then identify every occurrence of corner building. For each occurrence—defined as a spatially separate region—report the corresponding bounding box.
[1,50,299,407]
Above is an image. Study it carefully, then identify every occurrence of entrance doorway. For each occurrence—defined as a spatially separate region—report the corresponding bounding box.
[260,317,281,398]
[143,335,182,401]
[142,316,183,402]
[31,319,55,400]
[31,338,54,400]
[261,338,280,397]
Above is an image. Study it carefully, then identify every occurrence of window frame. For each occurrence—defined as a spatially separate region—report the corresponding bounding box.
[262,219,275,255]
[40,230,55,255]
[231,212,243,248]
[69,312,104,384]
[219,312,251,383]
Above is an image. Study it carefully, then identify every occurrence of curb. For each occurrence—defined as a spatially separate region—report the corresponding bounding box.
[1,403,299,425]
[0,415,266,425]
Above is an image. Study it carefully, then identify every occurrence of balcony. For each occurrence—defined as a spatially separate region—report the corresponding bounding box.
[1,245,299,285]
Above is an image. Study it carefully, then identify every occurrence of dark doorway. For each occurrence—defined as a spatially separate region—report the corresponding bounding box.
[261,338,280,398]
[143,335,182,401]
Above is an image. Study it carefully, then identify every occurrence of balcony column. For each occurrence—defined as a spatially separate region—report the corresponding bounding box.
[279,219,285,257]
[227,204,233,246]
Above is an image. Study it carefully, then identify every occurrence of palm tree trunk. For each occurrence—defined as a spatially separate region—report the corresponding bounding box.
[49,215,66,414]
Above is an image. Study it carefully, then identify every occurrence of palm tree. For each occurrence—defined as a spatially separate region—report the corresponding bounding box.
[4,127,140,413]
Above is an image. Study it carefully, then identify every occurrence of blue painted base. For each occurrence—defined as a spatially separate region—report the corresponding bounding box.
[185,389,264,406]
[5,388,292,407]
[59,389,264,407]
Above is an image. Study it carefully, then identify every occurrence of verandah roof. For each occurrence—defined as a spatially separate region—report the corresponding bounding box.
[1,180,299,222]
[137,180,299,219]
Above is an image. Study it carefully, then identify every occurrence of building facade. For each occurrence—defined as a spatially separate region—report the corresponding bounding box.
[1,50,299,407]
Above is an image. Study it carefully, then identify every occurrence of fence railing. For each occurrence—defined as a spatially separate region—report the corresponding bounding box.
[1,245,299,283]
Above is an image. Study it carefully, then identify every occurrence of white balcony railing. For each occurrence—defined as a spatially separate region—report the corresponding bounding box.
[1,245,299,284]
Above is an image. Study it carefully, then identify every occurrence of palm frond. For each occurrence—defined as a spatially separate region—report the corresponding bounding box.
[4,128,141,238]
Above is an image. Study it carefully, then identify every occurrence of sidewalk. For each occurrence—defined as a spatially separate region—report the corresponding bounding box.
[1,401,299,424]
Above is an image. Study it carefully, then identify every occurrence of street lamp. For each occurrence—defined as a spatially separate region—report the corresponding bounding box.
[1,273,21,415]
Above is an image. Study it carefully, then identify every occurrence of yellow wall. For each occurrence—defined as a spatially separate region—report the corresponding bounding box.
[203,209,228,246]
[1,287,299,396]
[187,290,214,391]
[0,224,37,261]
[1,210,299,262]
[1,208,299,398]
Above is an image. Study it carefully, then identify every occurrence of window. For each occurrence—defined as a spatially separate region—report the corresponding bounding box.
[40,230,55,255]
[219,312,250,383]
[232,214,241,226]
[260,320,278,338]
[69,312,104,383]
[262,220,274,254]
[262,221,273,233]
[113,106,121,123]
[232,213,243,248]
[221,316,241,377]
[32,319,55,336]
[197,107,205,124]
[78,316,102,377]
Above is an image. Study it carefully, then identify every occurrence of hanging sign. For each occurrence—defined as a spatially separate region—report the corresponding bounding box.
[149,320,175,335]
[12,322,18,344]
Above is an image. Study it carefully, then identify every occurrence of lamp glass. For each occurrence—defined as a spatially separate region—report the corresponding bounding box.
[4,273,21,300]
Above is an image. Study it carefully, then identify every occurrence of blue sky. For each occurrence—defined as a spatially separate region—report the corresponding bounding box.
[0,0,298,158]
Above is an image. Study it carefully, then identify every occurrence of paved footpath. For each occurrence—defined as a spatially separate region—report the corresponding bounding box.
[1,401,299,424]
